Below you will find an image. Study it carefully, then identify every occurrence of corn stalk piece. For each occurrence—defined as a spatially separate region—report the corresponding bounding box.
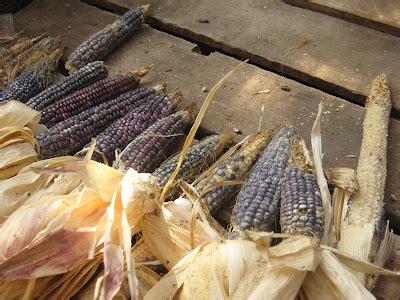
[337,74,392,289]
[26,61,108,110]
[65,5,149,72]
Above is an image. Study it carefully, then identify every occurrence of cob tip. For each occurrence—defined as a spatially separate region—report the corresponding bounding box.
[130,65,153,80]
[154,83,167,94]
[168,91,184,104]
[142,4,151,16]
[367,73,391,108]
[183,102,197,116]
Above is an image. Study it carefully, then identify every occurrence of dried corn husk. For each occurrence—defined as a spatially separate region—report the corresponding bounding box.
[0,156,80,224]
[0,159,159,300]
[0,101,46,179]
[142,196,222,271]
[146,235,398,299]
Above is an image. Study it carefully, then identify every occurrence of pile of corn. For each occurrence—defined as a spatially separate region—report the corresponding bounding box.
[0,4,398,300]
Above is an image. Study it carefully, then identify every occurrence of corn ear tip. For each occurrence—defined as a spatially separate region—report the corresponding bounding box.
[183,102,197,117]
[168,91,183,103]
[65,62,78,73]
[153,83,166,94]
[142,4,151,16]
[131,65,153,79]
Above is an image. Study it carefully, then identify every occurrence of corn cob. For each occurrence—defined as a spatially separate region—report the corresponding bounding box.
[91,90,177,163]
[194,132,273,215]
[120,110,194,173]
[280,138,324,242]
[0,49,62,104]
[38,87,155,159]
[153,134,234,189]
[231,126,299,233]
[65,5,148,72]
[40,69,148,128]
[26,61,108,110]
[338,74,392,288]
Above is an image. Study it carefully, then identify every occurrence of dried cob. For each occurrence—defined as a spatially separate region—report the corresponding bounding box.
[338,74,392,288]
[194,132,273,215]
[280,137,324,242]
[65,5,149,72]
[0,49,62,104]
[120,110,194,173]
[40,69,148,128]
[153,134,233,189]
[6,36,63,80]
[26,61,108,110]
[38,86,155,159]
[91,89,177,163]
[231,126,299,233]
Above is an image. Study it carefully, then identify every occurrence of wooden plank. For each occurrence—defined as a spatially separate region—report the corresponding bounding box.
[373,234,400,298]
[96,0,400,112]
[286,0,400,37]
[14,0,400,295]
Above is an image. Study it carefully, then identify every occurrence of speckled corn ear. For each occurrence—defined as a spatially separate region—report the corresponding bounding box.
[120,110,194,173]
[153,134,233,189]
[40,69,148,128]
[231,126,299,233]
[0,72,44,104]
[65,5,148,72]
[38,86,155,159]
[26,61,108,110]
[90,88,177,164]
[194,131,273,215]
[280,166,324,242]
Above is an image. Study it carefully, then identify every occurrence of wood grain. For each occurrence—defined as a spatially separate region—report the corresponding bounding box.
[286,0,400,37]
[98,0,400,112]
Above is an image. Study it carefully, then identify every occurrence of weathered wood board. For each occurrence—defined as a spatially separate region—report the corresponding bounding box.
[97,0,400,112]
[286,0,400,37]
[15,0,400,295]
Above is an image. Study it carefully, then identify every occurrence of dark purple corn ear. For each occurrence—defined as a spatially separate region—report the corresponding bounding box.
[90,89,177,164]
[38,86,155,159]
[26,61,108,110]
[40,69,148,128]
[65,5,148,72]
[120,110,194,173]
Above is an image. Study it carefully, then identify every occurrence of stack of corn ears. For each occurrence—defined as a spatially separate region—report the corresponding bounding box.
[0,61,399,300]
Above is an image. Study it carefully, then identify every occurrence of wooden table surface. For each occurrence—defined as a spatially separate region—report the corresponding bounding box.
[14,0,400,297]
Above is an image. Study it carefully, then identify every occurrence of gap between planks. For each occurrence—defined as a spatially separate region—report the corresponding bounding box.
[81,0,400,119]
[82,0,373,117]
[284,0,400,38]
